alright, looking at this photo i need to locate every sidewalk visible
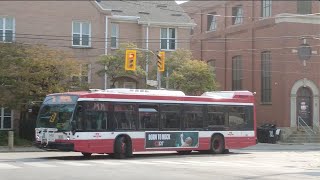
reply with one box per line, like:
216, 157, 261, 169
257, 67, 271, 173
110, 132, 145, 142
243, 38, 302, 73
0, 146, 44, 153
240, 142, 320, 151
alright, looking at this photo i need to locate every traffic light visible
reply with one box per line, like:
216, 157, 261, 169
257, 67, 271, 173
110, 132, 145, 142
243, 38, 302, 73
157, 51, 165, 72
125, 49, 136, 71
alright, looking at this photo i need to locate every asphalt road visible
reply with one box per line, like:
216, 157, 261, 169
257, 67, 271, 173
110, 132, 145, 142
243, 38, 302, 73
0, 144, 320, 180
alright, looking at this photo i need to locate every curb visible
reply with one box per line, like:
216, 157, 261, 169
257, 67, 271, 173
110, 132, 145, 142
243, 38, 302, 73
0, 146, 45, 153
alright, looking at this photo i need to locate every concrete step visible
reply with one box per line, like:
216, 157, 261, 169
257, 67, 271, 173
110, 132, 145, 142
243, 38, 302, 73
283, 131, 320, 143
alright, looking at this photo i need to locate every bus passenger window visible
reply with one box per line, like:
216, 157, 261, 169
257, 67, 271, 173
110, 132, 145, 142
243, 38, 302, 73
160, 104, 180, 129
114, 104, 136, 130
74, 101, 110, 131
138, 105, 159, 130
206, 105, 226, 128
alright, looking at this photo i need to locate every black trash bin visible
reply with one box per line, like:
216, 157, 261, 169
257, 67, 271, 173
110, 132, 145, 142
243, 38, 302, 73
257, 124, 277, 143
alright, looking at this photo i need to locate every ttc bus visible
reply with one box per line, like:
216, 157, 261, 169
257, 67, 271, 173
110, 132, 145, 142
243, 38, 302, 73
35, 89, 257, 158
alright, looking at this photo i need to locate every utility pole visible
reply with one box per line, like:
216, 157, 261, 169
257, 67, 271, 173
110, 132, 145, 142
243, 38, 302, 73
104, 65, 107, 90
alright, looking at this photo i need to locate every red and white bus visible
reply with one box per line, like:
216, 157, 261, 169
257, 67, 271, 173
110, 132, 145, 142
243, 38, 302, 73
35, 88, 257, 158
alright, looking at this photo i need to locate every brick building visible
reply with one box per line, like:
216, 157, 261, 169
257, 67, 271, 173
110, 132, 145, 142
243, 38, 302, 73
0, 1, 194, 133
181, 0, 320, 140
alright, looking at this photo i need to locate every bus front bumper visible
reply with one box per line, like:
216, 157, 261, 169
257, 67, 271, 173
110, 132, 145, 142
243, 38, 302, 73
34, 141, 74, 152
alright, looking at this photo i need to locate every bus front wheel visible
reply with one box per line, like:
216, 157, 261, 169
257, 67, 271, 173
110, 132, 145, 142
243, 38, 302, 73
210, 135, 225, 154
114, 136, 130, 159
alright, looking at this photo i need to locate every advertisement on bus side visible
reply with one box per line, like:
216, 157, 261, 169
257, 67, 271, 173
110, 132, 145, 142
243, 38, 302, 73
145, 132, 199, 148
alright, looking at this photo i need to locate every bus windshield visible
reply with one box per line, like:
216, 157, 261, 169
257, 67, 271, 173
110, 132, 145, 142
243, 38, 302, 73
36, 95, 78, 131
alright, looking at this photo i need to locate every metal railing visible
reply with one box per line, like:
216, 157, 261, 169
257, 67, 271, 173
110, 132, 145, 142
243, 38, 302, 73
297, 116, 316, 142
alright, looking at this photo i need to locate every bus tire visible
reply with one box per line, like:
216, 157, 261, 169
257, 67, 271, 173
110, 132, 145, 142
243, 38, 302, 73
210, 134, 225, 154
223, 149, 230, 154
177, 150, 192, 155
81, 152, 92, 158
114, 136, 131, 159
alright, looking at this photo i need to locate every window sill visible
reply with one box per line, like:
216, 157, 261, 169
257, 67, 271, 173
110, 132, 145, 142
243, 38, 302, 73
260, 102, 272, 105
160, 49, 176, 52
111, 47, 119, 50
205, 30, 217, 33
0, 41, 14, 44
71, 46, 93, 49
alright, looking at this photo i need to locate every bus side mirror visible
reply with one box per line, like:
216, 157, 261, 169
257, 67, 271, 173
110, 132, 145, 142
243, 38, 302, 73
71, 121, 76, 135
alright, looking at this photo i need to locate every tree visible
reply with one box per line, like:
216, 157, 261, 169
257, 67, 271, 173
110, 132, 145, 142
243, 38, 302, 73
0, 43, 84, 108
96, 43, 146, 88
166, 49, 219, 95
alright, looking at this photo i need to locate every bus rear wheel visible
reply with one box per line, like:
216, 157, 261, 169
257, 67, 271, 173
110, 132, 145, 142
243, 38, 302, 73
210, 135, 225, 154
114, 136, 130, 159
81, 152, 92, 158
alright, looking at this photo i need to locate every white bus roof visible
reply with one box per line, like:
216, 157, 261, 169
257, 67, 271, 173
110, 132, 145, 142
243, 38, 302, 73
201, 91, 253, 99
90, 88, 186, 96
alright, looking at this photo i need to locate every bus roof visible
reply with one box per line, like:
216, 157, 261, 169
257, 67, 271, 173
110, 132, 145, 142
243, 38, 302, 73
47, 89, 255, 104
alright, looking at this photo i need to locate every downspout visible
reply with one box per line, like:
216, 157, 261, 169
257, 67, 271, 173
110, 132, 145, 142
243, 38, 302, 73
200, 9, 203, 60
224, 3, 227, 90
104, 16, 109, 89
146, 23, 149, 85
251, 1, 255, 92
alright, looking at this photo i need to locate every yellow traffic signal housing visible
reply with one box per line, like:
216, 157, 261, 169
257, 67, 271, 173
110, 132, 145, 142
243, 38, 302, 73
157, 51, 165, 72
125, 50, 137, 71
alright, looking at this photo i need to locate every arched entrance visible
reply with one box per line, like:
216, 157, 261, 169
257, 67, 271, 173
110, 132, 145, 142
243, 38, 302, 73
290, 78, 319, 130
297, 87, 312, 126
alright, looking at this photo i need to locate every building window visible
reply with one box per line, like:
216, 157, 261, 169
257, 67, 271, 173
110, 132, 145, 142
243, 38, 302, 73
261, 51, 272, 103
207, 12, 217, 31
232, 5, 243, 25
297, 0, 312, 14
111, 23, 119, 49
0, 107, 12, 129
72, 21, 91, 47
232, 56, 242, 90
0, 17, 14, 42
161, 28, 176, 50
261, 0, 272, 17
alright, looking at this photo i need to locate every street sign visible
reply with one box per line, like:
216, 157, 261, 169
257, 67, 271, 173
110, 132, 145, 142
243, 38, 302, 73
147, 80, 158, 87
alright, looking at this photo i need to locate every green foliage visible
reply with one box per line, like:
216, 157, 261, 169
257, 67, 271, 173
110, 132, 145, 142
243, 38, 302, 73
96, 43, 146, 87
0, 43, 85, 108
166, 49, 219, 95
0, 131, 32, 146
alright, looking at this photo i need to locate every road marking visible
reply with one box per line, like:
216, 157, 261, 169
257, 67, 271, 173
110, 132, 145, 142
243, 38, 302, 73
0, 163, 20, 169
58, 161, 92, 167
151, 160, 188, 165
123, 161, 158, 165
88, 161, 124, 165
23, 162, 57, 168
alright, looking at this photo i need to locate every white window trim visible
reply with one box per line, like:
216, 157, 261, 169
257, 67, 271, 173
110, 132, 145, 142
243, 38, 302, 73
207, 13, 217, 32
0, 16, 15, 42
111, 23, 119, 49
261, 0, 272, 18
160, 27, 177, 51
232, 6, 244, 25
72, 21, 91, 47
0, 108, 13, 130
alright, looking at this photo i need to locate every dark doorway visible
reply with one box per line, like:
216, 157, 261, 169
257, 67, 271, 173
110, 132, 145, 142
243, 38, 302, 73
297, 87, 312, 126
